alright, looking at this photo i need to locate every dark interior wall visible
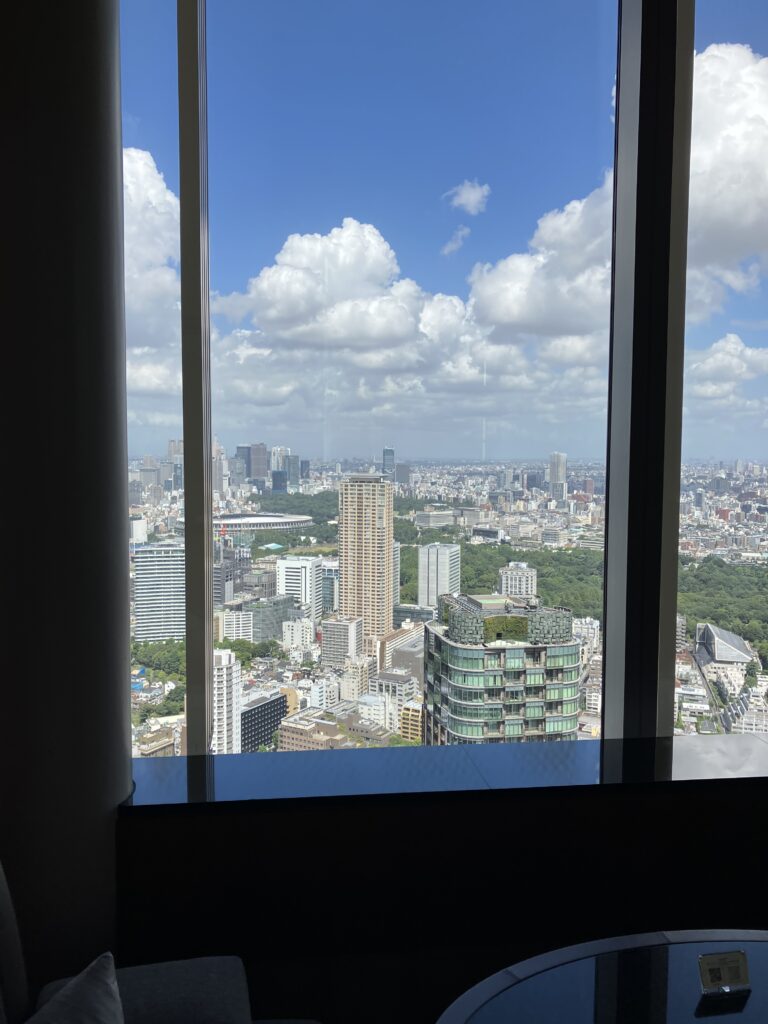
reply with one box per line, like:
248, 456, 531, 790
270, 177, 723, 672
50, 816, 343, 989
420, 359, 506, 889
117, 776, 768, 1024
3, 0, 132, 990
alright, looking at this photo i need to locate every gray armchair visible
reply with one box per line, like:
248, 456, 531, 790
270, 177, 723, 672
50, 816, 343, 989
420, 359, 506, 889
1, 862, 317, 1024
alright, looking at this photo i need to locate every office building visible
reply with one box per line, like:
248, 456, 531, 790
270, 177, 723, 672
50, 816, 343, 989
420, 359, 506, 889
276, 555, 323, 623
271, 470, 287, 493
228, 456, 246, 488
524, 470, 545, 491
375, 620, 424, 671
321, 617, 363, 668
286, 454, 300, 486
240, 691, 288, 753
369, 669, 419, 732
235, 444, 252, 477
549, 452, 567, 499
271, 446, 290, 472
399, 700, 424, 743
213, 609, 254, 643
213, 557, 236, 608
418, 543, 461, 608
246, 594, 299, 642
498, 561, 537, 599
393, 604, 436, 629
415, 509, 454, 528
133, 541, 186, 641
394, 463, 411, 485
250, 442, 269, 481
425, 593, 580, 744
211, 649, 242, 755
300, 459, 310, 480
322, 559, 340, 613
382, 446, 395, 477
338, 474, 394, 650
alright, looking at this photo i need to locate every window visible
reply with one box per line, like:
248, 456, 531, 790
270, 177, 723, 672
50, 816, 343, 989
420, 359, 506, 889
122, 0, 767, 791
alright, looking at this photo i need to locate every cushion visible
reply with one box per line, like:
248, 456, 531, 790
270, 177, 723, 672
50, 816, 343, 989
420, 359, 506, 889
27, 953, 122, 1024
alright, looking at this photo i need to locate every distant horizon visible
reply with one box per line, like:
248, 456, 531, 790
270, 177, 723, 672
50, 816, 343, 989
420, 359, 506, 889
128, 446, 765, 468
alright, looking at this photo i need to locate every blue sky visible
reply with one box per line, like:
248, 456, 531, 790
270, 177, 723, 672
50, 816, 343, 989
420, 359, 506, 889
121, 1, 767, 461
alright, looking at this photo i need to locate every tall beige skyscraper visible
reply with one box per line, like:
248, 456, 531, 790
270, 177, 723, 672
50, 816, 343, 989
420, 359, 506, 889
339, 474, 394, 653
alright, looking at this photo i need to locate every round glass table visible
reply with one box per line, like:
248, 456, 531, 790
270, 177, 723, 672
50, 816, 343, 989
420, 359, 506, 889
437, 931, 768, 1023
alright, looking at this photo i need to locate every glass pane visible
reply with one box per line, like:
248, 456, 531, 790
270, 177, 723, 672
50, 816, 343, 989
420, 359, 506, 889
673, 1, 768, 753
201, 0, 617, 758
121, 1, 188, 756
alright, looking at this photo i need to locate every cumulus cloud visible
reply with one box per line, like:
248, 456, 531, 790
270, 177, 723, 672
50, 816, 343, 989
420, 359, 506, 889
441, 225, 470, 255
686, 334, 768, 400
443, 179, 491, 215
123, 42, 767, 453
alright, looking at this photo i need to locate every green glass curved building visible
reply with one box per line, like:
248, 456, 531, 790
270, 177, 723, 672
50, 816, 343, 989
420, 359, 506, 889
424, 594, 581, 744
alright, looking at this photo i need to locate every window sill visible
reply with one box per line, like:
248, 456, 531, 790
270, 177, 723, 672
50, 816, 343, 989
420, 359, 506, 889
124, 734, 768, 807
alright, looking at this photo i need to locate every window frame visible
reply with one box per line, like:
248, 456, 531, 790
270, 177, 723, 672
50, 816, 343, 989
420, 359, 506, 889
174, 0, 696, 784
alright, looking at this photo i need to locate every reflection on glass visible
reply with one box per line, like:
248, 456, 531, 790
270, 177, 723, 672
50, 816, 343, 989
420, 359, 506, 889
673, 1, 768, 746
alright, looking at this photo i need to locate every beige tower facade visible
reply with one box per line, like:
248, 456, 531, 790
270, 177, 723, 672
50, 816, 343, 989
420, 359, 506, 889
339, 474, 394, 652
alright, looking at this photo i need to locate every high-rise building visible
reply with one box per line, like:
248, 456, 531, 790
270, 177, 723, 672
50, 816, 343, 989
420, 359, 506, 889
498, 561, 537, 599
128, 479, 144, 505
394, 463, 411, 485
213, 557, 236, 608
321, 616, 363, 668
276, 555, 323, 623
212, 649, 242, 754
425, 594, 580, 745
393, 541, 401, 608
245, 594, 298, 642
271, 445, 290, 472
418, 543, 461, 608
133, 541, 186, 641
322, 558, 339, 613
549, 451, 567, 499
250, 442, 269, 481
382, 446, 395, 478
271, 470, 287, 493
228, 456, 246, 488
235, 444, 252, 478
524, 470, 545, 491
339, 475, 394, 650
300, 459, 310, 480
286, 454, 300, 486
240, 691, 287, 753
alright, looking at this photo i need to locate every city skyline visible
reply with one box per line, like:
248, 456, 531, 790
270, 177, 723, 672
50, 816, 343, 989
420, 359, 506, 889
121, 2, 767, 461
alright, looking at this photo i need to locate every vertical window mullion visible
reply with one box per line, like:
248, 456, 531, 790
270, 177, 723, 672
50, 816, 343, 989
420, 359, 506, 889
178, 0, 213, 756
602, 0, 694, 781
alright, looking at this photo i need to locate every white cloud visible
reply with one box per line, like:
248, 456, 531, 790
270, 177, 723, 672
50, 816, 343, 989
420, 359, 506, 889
443, 179, 491, 215
122, 43, 768, 454
687, 333, 768, 389
441, 225, 470, 255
